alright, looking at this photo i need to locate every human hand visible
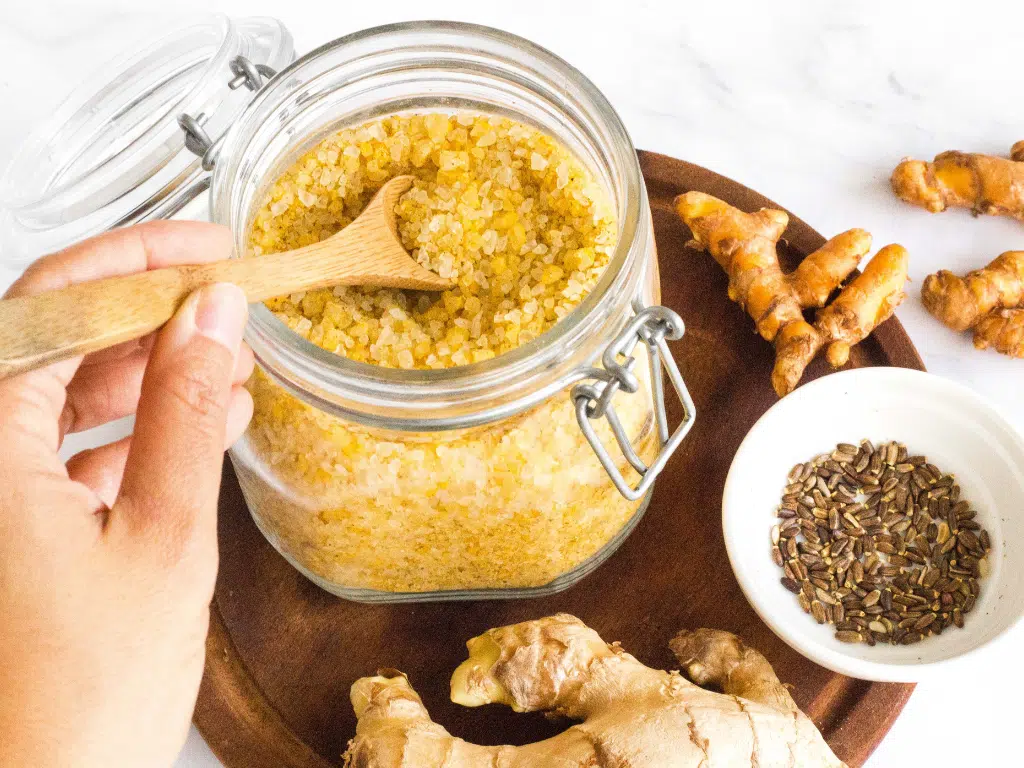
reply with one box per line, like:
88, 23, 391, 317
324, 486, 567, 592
0, 222, 254, 767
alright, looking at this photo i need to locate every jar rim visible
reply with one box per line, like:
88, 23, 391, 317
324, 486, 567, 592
217, 21, 649, 430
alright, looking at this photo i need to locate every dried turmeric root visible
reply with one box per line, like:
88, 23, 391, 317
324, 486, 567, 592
974, 309, 1024, 357
922, 251, 1024, 357
891, 147, 1024, 219
344, 614, 846, 768
772, 245, 909, 395
922, 251, 1024, 330
673, 192, 908, 396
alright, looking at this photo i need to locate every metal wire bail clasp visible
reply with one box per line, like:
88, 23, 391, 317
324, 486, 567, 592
572, 305, 696, 501
178, 55, 278, 171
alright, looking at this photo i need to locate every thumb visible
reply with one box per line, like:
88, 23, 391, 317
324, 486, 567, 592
116, 283, 248, 555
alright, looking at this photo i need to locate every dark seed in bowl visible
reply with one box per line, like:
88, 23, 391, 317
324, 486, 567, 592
770, 440, 992, 647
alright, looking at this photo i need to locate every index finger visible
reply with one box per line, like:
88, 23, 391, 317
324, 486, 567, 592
5, 220, 234, 299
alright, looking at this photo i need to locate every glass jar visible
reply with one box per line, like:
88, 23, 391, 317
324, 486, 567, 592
1, 19, 695, 602
217, 23, 695, 601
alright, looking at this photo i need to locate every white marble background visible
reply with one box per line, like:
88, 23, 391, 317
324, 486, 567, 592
1, 0, 1022, 765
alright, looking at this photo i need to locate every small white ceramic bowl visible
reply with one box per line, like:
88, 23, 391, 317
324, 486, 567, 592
723, 368, 1024, 682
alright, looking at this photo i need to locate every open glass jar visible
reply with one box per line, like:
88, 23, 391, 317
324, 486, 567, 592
1, 19, 695, 602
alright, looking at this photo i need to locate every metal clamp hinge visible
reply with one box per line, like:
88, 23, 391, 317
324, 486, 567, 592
572, 305, 696, 501
177, 55, 278, 171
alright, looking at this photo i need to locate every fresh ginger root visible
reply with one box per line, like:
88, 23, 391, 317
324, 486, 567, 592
921, 251, 1024, 357
891, 147, 1024, 219
673, 192, 908, 396
344, 614, 846, 768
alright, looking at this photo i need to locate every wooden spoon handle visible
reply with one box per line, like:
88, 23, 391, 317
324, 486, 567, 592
0, 263, 237, 379
0, 252, 359, 379
0, 245, 445, 380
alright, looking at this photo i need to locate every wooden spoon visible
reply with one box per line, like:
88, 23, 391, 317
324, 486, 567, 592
0, 175, 449, 379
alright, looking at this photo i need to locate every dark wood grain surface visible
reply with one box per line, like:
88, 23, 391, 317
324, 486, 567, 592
194, 151, 921, 767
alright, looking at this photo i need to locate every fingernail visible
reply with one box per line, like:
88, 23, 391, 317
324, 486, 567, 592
193, 283, 249, 351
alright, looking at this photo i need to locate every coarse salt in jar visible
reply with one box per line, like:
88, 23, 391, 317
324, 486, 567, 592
0, 18, 696, 602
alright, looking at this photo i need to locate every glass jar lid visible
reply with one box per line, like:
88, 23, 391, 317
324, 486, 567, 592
0, 14, 294, 265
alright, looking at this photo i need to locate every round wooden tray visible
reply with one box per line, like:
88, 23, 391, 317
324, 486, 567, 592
195, 151, 921, 767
